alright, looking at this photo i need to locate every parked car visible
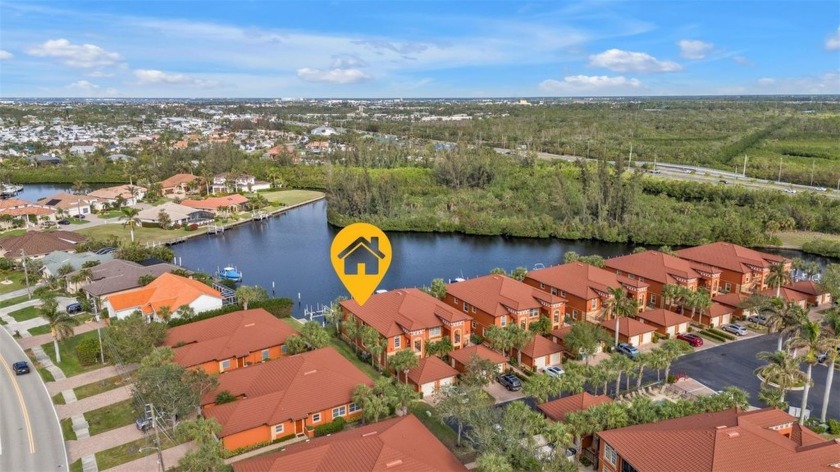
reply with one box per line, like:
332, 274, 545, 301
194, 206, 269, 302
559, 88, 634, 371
747, 314, 768, 326
676, 333, 704, 347
497, 373, 522, 391
723, 324, 748, 336
616, 343, 639, 359
135, 416, 153, 432
784, 188, 797, 195
13, 361, 30, 375
543, 366, 565, 378
817, 347, 840, 364
43, 221, 56, 227
57, 219, 70, 225
66, 302, 83, 314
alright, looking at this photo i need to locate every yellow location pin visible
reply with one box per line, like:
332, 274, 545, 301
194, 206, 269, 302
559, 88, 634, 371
331, 223, 392, 306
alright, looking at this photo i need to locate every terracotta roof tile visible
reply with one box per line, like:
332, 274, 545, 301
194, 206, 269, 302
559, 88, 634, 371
88, 185, 146, 201
446, 275, 564, 317
164, 309, 298, 368
520, 335, 564, 358
341, 288, 471, 338
36, 192, 97, 210
760, 286, 810, 303
708, 302, 734, 318
605, 251, 718, 286
0, 230, 86, 257
676, 242, 785, 274
181, 194, 249, 211
448, 344, 506, 366
526, 262, 647, 300
712, 292, 751, 309
407, 356, 459, 386
600, 317, 658, 337
635, 308, 692, 328
160, 173, 198, 188
784, 281, 824, 297
203, 347, 373, 437
538, 392, 612, 422
105, 272, 221, 314
231, 415, 467, 472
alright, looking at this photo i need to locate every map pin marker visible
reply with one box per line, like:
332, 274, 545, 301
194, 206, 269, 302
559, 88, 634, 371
331, 223, 392, 306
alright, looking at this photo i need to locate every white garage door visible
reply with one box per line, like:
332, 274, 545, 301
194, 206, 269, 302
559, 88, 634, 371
548, 352, 562, 365
421, 382, 436, 397
721, 314, 731, 326
534, 356, 547, 370
628, 335, 640, 346
640, 332, 653, 346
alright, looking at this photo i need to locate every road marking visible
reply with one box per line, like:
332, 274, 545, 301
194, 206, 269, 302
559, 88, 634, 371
0, 357, 36, 454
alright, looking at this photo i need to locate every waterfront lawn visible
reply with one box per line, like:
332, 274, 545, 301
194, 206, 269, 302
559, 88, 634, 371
41, 330, 106, 377
86, 399, 138, 436
61, 417, 77, 441
77, 224, 206, 245
9, 306, 40, 322
75, 373, 134, 400
0, 271, 27, 295
258, 190, 324, 207
95, 433, 183, 470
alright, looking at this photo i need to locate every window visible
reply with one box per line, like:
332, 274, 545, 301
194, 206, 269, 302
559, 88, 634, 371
560, 290, 566, 297
621, 461, 638, 472
649, 294, 657, 306
539, 283, 545, 289
349, 402, 360, 413
520, 319, 526, 329
591, 299, 598, 310
274, 424, 284, 435
724, 283, 732, 293
745, 274, 751, 282
453, 297, 459, 304
332, 406, 347, 418
639, 277, 645, 283
414, 339, 423, 353
529, 308, 539, 317
553, 310, 560, 323
500, 316, 507, 327
604, 443, 618, 466
281, 345, 288, 354
220, 359, 231, 371
454, 330, 461, 344
312, 413, 321, 423
551, 287, 558, 295
394, 337, 401, 349
471, 306, 476, 313
463, 302, 468, 312
261, 349, 270, 361
628, 274, 635, 279
429, 327, 441, 337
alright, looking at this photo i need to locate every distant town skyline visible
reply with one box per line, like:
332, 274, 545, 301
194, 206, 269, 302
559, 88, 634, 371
0, 0, 838, 98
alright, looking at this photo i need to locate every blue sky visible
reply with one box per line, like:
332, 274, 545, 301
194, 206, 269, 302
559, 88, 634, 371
0, 0, 838, 98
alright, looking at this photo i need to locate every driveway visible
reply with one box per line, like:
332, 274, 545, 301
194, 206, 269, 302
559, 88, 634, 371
668, 334, 840, 421
484, 379, 525, 404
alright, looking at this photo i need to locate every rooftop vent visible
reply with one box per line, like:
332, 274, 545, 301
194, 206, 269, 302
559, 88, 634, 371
727, 431, 740, 438
385, 460, 403, 468
244, 323, 256, 327
715, 425, 727, 430
362, 431, 379, 437
303, 369, 317, 376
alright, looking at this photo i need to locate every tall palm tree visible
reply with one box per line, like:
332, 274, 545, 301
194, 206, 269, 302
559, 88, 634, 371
119, 207, 141, 242
606, 287, 637, 346
820, 311, 840, 422
41, 296, 77, 364
634, 352, 652, 390
764, 299, 808, 352
687, 289, 712, 325
787, 321, 831, 424
661, 284, 682, 311
754, 350, 808, 406
766, 261, 791, 298
659, 339, 693, 386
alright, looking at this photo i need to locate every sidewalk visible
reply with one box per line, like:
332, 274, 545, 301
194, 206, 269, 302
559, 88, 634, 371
67, 424, 145, 461
21, 320, 106, 350
57, 384, 133, 419
0, 285, 43, 301
104, 442, 195, 472
47, 363, 137, 395
223, 435, 309, 465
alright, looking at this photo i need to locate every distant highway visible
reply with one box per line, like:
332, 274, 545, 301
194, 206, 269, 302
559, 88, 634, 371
0, 329, 68, 472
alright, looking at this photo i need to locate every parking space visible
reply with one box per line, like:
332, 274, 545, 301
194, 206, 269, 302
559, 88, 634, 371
484, 379, 525, 404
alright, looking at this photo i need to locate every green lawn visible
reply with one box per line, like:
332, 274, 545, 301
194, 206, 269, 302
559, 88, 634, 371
773, 231, 840, 249
258, 190, 324, 206
38, 367, 54, 382
61, 417, 77, 441
0, 271, 29, 295
97, 210, 124, 219
53, 392, 66, 405
68, 217, 87, 225
75, 373, 135, 400
28, 324, 52, 336
0, 228, 27, 237
85, 399, 138, 436
9, 306, 40, 322
77, 223, 207, 246
409, 402, 473, 461
41, 330, 107, 377
95, 432, 183, 470
70, 460, 83, 472
281, 318, 383, 381
0, 294, 32, 308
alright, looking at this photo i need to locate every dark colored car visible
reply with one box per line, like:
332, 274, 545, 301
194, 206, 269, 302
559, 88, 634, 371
57, 219, 70, 225
135, 416, 153, 432
497, 373, 522, 391
13, 361, 30, 375
66, 302, 83, 314
676, 333, 704, 347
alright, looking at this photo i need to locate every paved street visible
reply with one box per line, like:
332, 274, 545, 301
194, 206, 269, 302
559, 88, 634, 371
0, 328, 68, 472
669, 333, 840, 421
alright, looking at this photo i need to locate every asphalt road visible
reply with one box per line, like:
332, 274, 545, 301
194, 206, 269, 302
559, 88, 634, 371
669, 334, 840, 421
0, 329, 68, 472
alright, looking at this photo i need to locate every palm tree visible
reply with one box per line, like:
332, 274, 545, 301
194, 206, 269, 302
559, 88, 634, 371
606, 287, 637, 346
588, 364, 612, 396
606, 353, 634, 396
388, 349, 419, 384
787, 320, 831, 424
41, 296, 78, 364
766, 261, 791, 298
820, 311, 840, 422
764, 300, 808, 352
659, 339, 693, 386
646, 349, 669, 382
687, 289, 712, 325
634, 352, 651, 390
754, 350, 808, 407
661, 283, 682, 311
119, 207, 141, 242
509, 325, 534, 366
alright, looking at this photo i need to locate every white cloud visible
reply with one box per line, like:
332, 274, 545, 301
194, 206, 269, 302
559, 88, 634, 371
754, 72, 839, 94
27, 39, 121, 67
678, 39, 713, 59
296, 67, 371, 84
589, 49, 682, 73
87, 70, 115, 78
330, 54, 367, 69
0, 50, 13, 60
826, 28, 840, 50
539, 75, 642, 95
732, 55, 754, 66
64, 80, 118, 97
133, 69, 220, 88
757, 77, 775, 85
67, 80, 100, 91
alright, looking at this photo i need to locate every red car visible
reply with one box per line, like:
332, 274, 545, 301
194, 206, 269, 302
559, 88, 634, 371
676, 333, 703, 347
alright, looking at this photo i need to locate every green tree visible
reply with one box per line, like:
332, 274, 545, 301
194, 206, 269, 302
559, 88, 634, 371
604, 353, 634, 396
484, 325, 512, 356
40, 294, 78, 364
509, 267, 528, 281
104, 312, 168, 363
604, 287, 638, 346
508, 325, 534, 365
564, 322, 608, 365
425, 336, 454, 358
633, 352, 652, 390
523, 373, 560, 403
686, 289, 712, 325
138, 274, 155, 286
342, 316, 361, 353
176, 417, 225, 472
175, 305, 196, 320
119, 207, 141, 243
388, 349, 419, 384
476, 452, 513, 472
422, 278, 447, 300
819, 264, 840, 302
157, 209, 172, 229
461, 354, 501, 388
528, 316, 551, 335
659, 339, 693, 384
235, 285, 268, 310
754, 350, 808, 406
324, 297, 346, 335
489, 267, 507, 275
284, 334, 307, 355
351, 384, 389, 425
437, 384, 488, 446
792, 258, 821, 279
759, 386, 789, 411
300, 321, 331, 349
766, 261, 792, 298
787, 320, 829, 424
820, 310, 840, 421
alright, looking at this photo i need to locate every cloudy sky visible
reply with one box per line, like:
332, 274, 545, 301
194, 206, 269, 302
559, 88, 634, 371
0, 0, 838, 98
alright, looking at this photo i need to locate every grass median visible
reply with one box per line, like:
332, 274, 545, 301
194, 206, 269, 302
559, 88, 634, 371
85, 399, 138, 436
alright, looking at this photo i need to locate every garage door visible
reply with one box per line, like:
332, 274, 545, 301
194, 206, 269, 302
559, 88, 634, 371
640, 332, 653, 346
421, 382, 436, 397
534, 356, 547, 370
548, 352, 562, 365
721, 314, 731, 326
628, 335, 640, 346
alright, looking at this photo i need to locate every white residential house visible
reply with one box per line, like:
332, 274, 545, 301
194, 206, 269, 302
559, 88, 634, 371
37, 193, 97, 217
210, 174, 270, 194
88, 185, 147, 209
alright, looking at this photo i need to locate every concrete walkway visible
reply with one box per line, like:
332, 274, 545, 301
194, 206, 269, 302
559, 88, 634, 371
0, 286, 43, 301
47, 363, 137, 395
223, 435, 309, 465
67, 424, 145, 461
57, 384, 133, 419
31, 344, 66, 380
21, 319, 106, 350
104, 442, 195, 472
81, 455, 98, 472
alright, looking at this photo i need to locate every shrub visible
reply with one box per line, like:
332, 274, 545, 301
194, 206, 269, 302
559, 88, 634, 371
186, 223, 198, 231
708, 328, 737, 341
173, 223, 182, 230
314, 417, 345, 437
167, 297, 293, 327
82, 260, 101, 269
0, 257, 13, 271
805, 417, 827, 434
215, 391, 236, 405
827, 418, 840, 435
667, 374, 676, 384
75, 337, 101, 365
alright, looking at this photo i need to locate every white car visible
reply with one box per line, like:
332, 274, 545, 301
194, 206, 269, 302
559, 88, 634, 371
544, 366, 565, 378
784, 188, 797, 194
723, 324, 748, 336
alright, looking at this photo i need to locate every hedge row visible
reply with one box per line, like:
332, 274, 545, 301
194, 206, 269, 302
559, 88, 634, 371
167, 297, 293, 327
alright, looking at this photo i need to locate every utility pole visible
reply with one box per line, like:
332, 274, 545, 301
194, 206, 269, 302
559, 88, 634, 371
810, 161, 815, 187
20, 249, 31, 300
148, 404, 165, 472
778, 156, 783, 183
743, 155, 748, 177
628, 143, 633, 165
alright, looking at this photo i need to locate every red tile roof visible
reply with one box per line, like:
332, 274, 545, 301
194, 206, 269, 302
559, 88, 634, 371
164, 309, 298, 368
708, 302, 734, 318
448, 344, 507, 366
605, 251, 719, 286
231, 415, 467, 472
526, 262, 647, 300
0, 230, 86, 256
676, 242, 785, 274
785, 280, 824, 297
520, 335, 564, 359
538, 392, 612, 422
407, 355, 459, 386
635, 309, 692, 328
203, 347, 373, 437
0, 206, 54, 217
105, 273, 221, 314
341, 288, 471, 338
446, 275, 565, 317
181, 194, 249, 211
759, 286, 810, 303
160, 173, 198, 188
597, 407, 840, 472
712, 292, 751, 309
600, 317, 658, 337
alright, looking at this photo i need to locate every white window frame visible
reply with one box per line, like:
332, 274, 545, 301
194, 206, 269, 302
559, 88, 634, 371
463, 302, 469, 312
724, 282, 732, 293
591, 299, 598, 310
649, 294, 657, 305
220, 359, 231, 371
394, 336, 401, 349
312, 413, 321, 423
429, 326, 441, 337
332, 406, 347, 419
551, 287, 558, 295
539, 283, 545, 289
500, 315, 507, 327
261, 349, 270, 361
274, 424, 284, 435
604, 443, 618, 466
349, 402, 360, 413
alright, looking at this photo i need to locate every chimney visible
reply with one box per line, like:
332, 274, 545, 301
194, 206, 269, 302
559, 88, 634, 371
369, 236, 379, 251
